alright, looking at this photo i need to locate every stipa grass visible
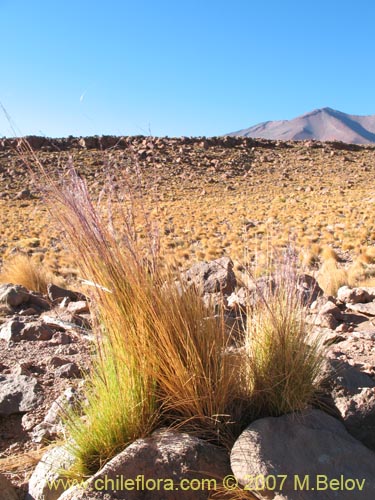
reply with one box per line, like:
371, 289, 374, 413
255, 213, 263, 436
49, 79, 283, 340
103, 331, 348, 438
0, 253, 55, 294
26, 146, 325, 480
243, 254, 324, 417
36, 163, 248, 478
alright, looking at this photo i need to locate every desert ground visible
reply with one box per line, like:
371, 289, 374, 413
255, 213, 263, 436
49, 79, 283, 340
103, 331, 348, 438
0, 135, 375, 288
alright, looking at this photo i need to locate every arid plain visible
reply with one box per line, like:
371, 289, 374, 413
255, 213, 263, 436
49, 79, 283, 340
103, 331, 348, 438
0, 135, 374, 293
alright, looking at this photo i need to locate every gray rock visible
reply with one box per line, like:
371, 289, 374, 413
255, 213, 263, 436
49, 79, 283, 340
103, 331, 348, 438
346, 301, 375, 316
58, 429, 231, 499
324, 359, 375, 450
0, 283, 30, 307
0, 319, 25, 342
337, 286, 373, 304
26, 446, 76, 500
296, 273, 323, 306
183, 257, 236, 295
30, 387, 80, 442
231, 409, 375, 499
55, 363, 81, 379
0, 374, 42, 416
0, 473, 18, 500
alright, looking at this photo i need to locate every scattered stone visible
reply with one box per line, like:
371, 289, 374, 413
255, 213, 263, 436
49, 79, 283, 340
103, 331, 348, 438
30, 387, 80, 442
183, 257, 236, 295
0, 283, 30, 307
231, 409, 375, 499
47, 284, 85, 303
0, 374, 42, 416
55, 362, 81, 379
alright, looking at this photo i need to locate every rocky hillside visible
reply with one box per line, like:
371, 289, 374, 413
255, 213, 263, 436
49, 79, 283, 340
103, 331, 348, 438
228, 108, 375, 144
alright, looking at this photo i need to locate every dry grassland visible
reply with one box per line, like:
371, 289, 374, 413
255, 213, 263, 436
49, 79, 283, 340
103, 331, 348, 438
0, 136, 375, 292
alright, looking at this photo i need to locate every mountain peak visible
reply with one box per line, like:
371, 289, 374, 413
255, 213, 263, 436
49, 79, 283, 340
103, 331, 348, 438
227, 108, 375, 144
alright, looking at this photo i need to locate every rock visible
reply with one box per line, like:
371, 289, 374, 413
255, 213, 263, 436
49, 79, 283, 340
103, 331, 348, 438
55, 362, 81, 379
67, 301, 89, 314
47, 284, 85, 303
346, 301, 375, 316
318, 300, 343, 320
0, 283, 30, 307
26, 446, 76, 500
183, 257, 236, 295
337, 286, 373, 304
50, 331, 73, 345
58, 429, 231, 500
231, 409, 375, 499
0, 319, 54, 342
21, 321, 54, 340
15, 188, 32, 200
0, 473, 18, 500
296, 274, 323, 306
0, 374, 42, 416
30, 387, 80, 442
42, 310, 90, 330
324, 359, 375, 450
0, 319, 24, 342
310, 312, 338, 330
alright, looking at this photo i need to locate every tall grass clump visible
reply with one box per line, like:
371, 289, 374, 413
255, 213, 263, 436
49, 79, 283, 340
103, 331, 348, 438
317, 258, 348, 296
243, 251, 324, 417
24, 144, 324, 480
31, 158, 245, 478
0, 253, 54, 294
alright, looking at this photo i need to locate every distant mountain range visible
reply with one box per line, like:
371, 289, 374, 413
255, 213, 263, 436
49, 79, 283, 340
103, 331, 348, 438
227, 108, 375, 144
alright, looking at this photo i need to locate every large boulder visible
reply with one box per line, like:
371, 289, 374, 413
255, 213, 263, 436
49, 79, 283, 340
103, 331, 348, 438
231, 409, 375, 499
0, 374, 42, 416
323, 359, 375, 450
0, 473, 18, 500
183, 257, 236, 296
58, 429, 231, 499
26, 446, 76, 500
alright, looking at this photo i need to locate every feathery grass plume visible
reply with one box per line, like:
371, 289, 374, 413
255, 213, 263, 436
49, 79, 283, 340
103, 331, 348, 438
24, 149, 246, 477
0, 253, 55, 294
243, 249, 324, 417
317, 258, 348, 296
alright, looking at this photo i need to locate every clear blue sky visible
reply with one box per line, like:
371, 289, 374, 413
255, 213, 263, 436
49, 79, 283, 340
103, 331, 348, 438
1, 0, 375, 137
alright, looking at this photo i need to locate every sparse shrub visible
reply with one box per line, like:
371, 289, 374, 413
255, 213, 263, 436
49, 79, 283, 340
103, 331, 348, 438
0, 253, 55, 294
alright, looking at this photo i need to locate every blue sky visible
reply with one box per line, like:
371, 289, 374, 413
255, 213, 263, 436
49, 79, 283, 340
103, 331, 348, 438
1, 0, 375, 137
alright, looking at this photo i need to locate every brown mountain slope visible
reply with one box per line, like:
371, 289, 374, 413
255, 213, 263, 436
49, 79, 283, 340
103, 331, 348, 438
228, 107, 375, 144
